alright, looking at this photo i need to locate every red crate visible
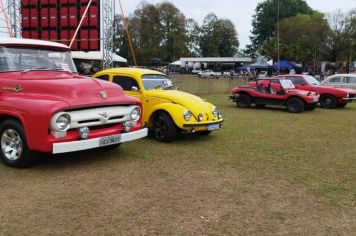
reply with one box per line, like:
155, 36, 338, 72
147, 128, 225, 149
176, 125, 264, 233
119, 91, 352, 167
49, 0, 57, 4
60, 30, 69, 45
21, 0, 30, 7
79, 6, 89, 27
29, 0, 37, 6
68, 0, 77, 4
50, 30, 58, 41
89, 29, 98, 50
30, 9, 38, 27
22, 30, 30, 38
31, 31, 39, 39
21, 9, 30, 28
40, 0, 49, 5
49, 8, 57, 28
40, 8, 49, 28
89, 6, 98, 27
68, 7, 77, 27
60, 8, 69, 28
80, 30, 89, 50
42, 31, 49, 40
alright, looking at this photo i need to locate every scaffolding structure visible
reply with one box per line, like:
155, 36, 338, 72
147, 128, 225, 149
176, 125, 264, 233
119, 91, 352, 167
102, 0, 114, 69
8, 0, 21, 38
5, 0, 115, 69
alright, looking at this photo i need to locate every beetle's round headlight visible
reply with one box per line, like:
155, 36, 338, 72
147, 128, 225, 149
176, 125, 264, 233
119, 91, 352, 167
198, 113, 203, 121
130, 107, 141, 121
56, 113, 71, 131
183, 110, 191, 121
212, 107, 219, 117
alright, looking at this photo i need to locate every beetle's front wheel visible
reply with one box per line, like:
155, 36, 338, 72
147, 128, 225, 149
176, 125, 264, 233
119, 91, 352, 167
153, 112, 177, 142
0, 120, 33, 168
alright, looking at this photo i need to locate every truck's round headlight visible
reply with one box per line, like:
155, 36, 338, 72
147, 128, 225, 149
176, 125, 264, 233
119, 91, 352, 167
183, 110, 191, 121
56, 113, 71, 131
130, 107, 141, 121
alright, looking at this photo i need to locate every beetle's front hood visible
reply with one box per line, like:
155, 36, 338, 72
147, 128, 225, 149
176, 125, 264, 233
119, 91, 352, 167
146, 89, 212, 115
2, 71, 140, 109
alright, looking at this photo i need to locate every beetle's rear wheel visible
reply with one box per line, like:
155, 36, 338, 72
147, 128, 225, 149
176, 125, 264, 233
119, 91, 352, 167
153, 112, 177, 142
0, 119, 33, 168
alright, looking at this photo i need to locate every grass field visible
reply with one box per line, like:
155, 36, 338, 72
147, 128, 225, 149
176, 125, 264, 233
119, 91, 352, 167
1, 92, 355, 235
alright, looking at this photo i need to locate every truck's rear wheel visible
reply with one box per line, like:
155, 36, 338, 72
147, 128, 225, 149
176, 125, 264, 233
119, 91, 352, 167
0, 120, 33, 168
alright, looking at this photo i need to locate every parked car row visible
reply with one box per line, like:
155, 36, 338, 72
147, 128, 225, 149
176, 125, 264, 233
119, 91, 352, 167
229, 74, 356, 112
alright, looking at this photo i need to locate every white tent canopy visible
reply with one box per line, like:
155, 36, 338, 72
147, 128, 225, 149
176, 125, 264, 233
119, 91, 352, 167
71, 51, 127, 63
170, 60, 181, 66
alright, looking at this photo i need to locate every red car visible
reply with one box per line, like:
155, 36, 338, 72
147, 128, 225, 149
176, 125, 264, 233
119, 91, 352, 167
229, 78, 319, 113
0, 38, 148, 167
272, 74, 356, 108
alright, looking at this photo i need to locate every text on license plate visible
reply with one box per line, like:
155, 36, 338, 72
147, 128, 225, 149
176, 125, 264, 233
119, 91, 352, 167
99, 135, 121, 147
207, 123, 220, 131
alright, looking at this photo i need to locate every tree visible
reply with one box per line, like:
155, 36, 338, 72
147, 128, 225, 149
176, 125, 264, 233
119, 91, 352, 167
186, 18, 202, 57
322, 9, 356, 62
200, 13, 239, 57
246, 0, 313, 57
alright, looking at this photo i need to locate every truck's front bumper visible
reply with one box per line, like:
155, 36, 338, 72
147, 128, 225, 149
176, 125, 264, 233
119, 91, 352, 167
52, 128, 148, 154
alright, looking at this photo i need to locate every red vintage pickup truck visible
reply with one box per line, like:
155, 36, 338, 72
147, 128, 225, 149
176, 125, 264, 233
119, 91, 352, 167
0, 38, 147, 167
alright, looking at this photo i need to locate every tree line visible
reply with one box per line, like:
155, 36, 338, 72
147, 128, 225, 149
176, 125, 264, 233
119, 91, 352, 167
114, 0, 355, 66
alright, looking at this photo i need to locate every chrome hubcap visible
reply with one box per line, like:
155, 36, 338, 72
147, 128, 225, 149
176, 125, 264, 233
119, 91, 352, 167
1, 129, 23, 161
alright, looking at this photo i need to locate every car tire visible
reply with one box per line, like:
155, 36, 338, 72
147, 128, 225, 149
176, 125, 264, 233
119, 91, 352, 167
153, 112, 177, 142
0, 119, 33, 168
320, 95, 337, 109
304, 104, 317, 110
236, 94, 252, 108
286, 97, 304, 113
337, 103, 347, 108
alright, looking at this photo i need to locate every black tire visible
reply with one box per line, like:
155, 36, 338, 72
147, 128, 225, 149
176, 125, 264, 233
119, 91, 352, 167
236, 94, 252, 108
0, 119, 33, 168
337, 103, 347, 108
153, 112, 177, 142
286, 97, 304, 113
320, 95, 337, 109
305, 103, 317, 111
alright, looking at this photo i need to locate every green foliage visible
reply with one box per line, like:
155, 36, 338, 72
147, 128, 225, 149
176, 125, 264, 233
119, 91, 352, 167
246, 0, 313, 56
200, 13, 239, 57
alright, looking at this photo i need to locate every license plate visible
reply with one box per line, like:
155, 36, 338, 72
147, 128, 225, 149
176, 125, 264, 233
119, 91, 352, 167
207, 123, 220, 131
99, 134, 121, 147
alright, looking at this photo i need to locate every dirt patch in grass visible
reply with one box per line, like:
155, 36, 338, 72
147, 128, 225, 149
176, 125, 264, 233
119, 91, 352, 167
0, 95, 355, 235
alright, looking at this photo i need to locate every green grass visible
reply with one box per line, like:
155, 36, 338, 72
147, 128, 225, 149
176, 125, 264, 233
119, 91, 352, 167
0, 93, 355, 235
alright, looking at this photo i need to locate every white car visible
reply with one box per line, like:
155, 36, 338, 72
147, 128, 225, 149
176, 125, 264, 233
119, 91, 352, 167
321, 74, 356, 89
198, 70, 221, 78
191, 69, 202, 74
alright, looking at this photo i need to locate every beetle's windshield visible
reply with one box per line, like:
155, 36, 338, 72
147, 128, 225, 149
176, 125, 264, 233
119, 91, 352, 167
142, 74, 175, 90
0, 46, 77, 73
304, 75, 320, 85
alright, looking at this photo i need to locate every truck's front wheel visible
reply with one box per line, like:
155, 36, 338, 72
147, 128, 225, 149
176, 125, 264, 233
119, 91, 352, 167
0, 120, 33, 168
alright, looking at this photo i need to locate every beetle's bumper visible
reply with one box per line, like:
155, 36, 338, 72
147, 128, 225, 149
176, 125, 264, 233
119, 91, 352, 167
182, 120, 223, 132
52, 128, 148, 154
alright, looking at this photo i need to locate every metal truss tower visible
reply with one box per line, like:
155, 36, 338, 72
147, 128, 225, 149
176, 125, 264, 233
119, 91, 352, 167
8, 0, 21, 38
102, 0, 114, 69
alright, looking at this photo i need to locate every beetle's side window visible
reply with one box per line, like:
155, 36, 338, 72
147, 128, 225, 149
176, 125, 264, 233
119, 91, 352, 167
96, 75, 109, 81
113, 76, 139, 91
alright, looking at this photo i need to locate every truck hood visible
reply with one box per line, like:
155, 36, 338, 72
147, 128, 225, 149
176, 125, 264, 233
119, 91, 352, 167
2, 71, 140, 109
145, 89, 213, 115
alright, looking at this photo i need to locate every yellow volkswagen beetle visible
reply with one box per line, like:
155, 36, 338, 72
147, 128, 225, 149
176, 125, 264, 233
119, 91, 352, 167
93, 68, 223, 142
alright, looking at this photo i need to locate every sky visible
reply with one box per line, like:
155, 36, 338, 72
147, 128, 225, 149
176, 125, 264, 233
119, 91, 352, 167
0, 0, 355, 48
118, 0, 356, 48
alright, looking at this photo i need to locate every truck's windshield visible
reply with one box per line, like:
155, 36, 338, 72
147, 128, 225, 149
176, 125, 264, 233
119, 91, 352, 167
0, 46, 77, 73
